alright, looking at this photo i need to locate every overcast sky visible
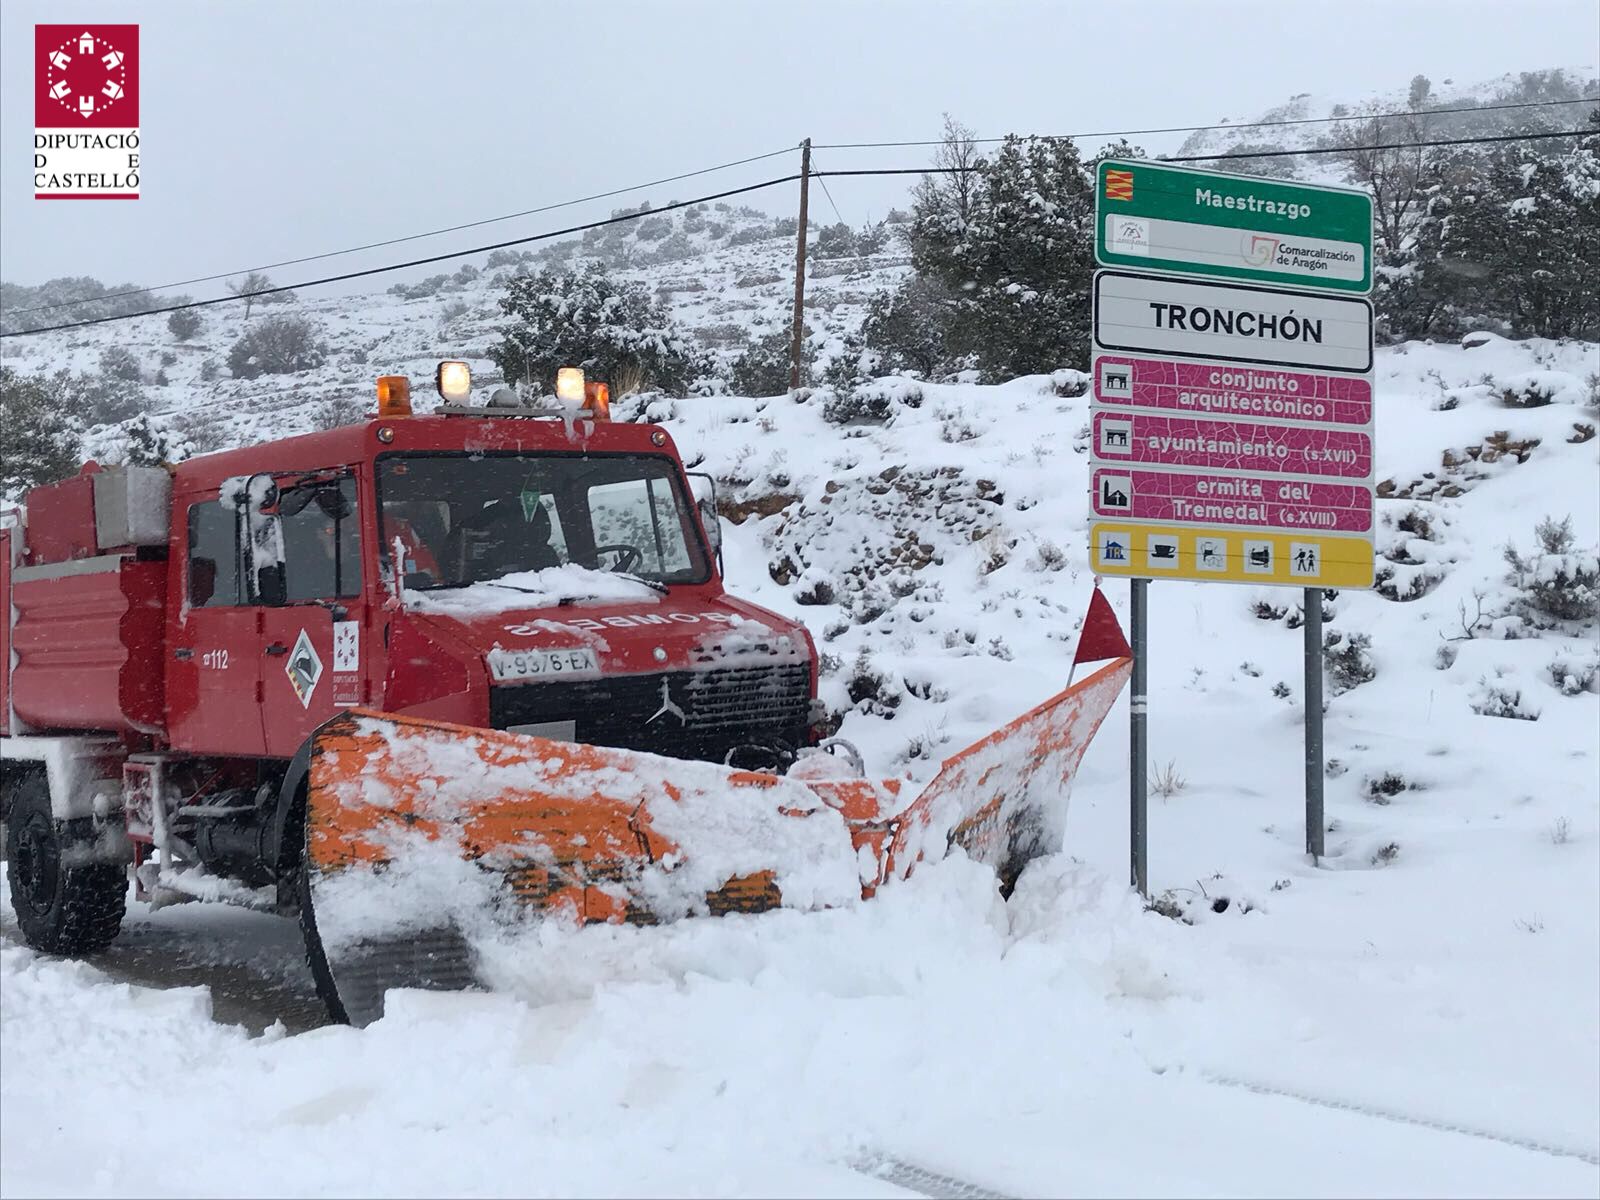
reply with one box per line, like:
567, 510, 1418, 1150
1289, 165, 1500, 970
2, 0, 1595, 297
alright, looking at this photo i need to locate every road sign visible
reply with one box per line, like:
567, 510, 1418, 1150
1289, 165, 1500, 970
1089, 522, 1374, 587
1095, 159, 1374, 293
1094, 271, 1373, 374
1088, 346, 1375, 589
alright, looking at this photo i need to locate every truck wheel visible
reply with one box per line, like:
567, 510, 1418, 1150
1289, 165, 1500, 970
5, 771, 126, 955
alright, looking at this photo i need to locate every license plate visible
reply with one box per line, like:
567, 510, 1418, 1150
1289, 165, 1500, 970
487, 646, 601, 682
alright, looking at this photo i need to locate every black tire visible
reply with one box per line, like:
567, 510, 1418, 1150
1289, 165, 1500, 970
5, 770, 126, 955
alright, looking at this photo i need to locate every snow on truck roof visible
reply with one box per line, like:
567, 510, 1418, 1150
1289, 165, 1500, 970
172, 412, 680, 492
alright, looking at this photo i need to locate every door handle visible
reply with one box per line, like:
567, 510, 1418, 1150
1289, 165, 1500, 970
265, 642, 288, 657
173, 647, 194, 661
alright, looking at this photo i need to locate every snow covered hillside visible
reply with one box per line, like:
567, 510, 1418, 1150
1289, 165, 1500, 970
4, 332, 1598, 1197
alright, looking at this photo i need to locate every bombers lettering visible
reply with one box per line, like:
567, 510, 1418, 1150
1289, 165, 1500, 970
1195, 187, 1311, 221
504, 610, 742, 637
1148, 301, 1324, 343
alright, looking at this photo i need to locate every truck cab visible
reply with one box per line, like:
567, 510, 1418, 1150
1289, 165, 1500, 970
165, 370, 818, 767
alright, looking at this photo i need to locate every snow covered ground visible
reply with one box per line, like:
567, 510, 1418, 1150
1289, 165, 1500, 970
3, 330, 1597, 1196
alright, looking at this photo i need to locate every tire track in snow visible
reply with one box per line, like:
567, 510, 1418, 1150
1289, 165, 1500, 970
851, 1154, 1017, 1199
1203, 1070, 1600, 1167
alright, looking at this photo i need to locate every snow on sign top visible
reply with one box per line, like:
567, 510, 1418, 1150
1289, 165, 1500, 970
1096, 159, 1374, 294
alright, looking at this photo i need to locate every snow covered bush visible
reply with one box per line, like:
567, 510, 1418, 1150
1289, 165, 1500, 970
490, 264, 708, 397
310, 396, 368, 431
0, 366, 80, 497
1547, 649, 1600, 695
729, 326, 798, 396
167, 308, 202, 341
1470, 669, 1542, 721
99, 345, 142, 382
1323, 630, 1377, 694
89, 413, 194, 468
1502, 515, 1600, 626
227, 315, 327, 379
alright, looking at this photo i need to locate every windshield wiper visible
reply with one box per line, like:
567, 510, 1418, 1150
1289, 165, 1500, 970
618, 572, 669, 596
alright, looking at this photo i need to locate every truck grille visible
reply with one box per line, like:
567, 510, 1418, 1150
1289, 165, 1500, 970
488, 663, 812, 763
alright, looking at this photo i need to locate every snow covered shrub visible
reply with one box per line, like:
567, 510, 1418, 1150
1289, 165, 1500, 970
490, 264, 708, 397
1470, 669, 1542, 720
793, 576, 837, 606
844, 651, 900, 717
1370, 842, 1401, 867
199, 358, 219, 381
1323, 630, 1377, 694
1435, 642, 1459, 670
1030, 539, 1067, 572
311, 396, 368, 431
1502, 515, 1600, 626
1149, 759, 1187, 799
45, 368, 145, 427
1363, 771, 1409, 805
1547, 649, 1600, 695
227, 315, 327, 379
99, 345, 142, 382
94, 413, 194, 468
729, 326, 798, 397
167, 308, 202, 341
0, 367, 80, 497
1500, 380, 1557, 408
438, 298, 469, 325
1252, 598, 1289, 621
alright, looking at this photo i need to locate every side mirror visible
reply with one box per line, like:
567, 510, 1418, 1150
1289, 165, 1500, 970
686, 470, 723, 575
243, 473, 287, 605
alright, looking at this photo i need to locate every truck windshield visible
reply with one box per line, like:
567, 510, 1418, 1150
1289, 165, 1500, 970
376, 452, 710, 590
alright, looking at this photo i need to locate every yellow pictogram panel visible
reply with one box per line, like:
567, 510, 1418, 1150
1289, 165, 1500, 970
1088, 524, 1373, 589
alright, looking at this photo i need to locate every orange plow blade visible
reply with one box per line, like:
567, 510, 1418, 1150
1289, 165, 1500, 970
301, 655, 1130, 1024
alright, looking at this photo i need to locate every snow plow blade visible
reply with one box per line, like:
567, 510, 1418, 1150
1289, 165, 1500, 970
301, 655, 1130, 1024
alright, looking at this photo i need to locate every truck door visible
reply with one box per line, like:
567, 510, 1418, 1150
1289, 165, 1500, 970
168, 494, 266, 756
257, 473, 371, 758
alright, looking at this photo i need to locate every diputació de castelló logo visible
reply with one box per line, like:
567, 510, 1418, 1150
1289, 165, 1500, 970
34, 24, 140, 199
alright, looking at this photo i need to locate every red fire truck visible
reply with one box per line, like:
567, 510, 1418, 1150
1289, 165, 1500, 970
0, 365, 819, 954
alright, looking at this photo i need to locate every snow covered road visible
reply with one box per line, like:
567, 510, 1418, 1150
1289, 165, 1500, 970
4, 848, 1596, 1199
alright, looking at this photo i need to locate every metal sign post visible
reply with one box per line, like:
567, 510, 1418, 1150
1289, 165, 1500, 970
1091, 158, 1373, 885
1130, 578, 1149, 897
1304, 588, 1325, 859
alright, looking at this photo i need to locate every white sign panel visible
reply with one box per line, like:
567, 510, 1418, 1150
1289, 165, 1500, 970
1093, 271, 1373, 374
1104, 215, 1366, 285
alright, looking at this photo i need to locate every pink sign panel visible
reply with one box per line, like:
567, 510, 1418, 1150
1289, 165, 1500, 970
1092, 411, 1371, 478
1094, 355, 1372, 427
1092, 468, 1372, 533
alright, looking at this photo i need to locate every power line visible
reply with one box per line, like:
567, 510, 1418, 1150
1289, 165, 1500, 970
807, 149, 848, 227
0, 175, 800, 339
4, 145, 798, 317
812, 97, 1599, 151
809, 128, 1591, 180
4, 126, 1588, 340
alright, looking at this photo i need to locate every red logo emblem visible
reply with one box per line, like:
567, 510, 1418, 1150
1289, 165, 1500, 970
35, 25, 139, 128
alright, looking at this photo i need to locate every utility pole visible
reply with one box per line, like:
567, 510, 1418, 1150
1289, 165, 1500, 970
789, 138, 812, 392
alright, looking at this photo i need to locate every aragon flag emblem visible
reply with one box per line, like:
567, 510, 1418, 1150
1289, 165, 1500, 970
1104, 169, 1134, 201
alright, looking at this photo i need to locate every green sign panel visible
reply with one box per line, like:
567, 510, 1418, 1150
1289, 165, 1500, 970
1095, 159, 1374, 294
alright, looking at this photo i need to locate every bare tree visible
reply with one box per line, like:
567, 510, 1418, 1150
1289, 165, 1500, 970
1326, 105, 1429, 262
226, 271, 293, 320
912, 114, 984, 234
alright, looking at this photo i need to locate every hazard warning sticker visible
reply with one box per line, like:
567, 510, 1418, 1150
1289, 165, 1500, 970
285, 628, 322, 709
